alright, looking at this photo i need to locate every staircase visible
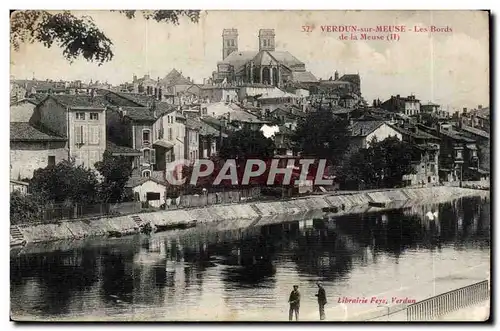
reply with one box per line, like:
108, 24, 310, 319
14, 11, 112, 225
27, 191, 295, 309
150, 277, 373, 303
10, 225, 25, 245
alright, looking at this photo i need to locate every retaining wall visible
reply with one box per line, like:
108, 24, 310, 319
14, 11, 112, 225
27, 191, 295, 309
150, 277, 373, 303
11, 187, 490, 246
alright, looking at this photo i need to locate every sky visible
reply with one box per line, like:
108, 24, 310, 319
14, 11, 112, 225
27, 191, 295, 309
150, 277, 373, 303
10, 10, 490, 110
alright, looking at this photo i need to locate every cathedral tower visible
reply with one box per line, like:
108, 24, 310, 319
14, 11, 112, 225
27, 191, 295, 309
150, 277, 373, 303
222, 29, 238, 60
259, 29, 275, 52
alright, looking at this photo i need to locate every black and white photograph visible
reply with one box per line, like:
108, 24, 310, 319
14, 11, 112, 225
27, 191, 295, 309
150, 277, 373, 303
9, 9, 491, 322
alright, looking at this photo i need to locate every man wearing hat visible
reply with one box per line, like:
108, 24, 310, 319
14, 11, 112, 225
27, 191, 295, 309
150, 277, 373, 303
288, 285, 301, 321
315, 282, 327, 320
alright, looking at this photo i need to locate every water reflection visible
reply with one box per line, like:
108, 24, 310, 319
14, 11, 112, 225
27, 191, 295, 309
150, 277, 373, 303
11, 196, 490, 320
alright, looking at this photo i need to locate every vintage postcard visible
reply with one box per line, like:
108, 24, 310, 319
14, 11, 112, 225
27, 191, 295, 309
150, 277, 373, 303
10, 10, 491, 322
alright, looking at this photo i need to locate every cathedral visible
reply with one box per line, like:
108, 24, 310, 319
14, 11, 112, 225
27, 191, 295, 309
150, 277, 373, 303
212, 29, 317, 87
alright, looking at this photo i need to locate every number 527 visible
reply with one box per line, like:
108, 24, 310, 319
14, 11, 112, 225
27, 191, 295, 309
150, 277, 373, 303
302, 25, 313, 32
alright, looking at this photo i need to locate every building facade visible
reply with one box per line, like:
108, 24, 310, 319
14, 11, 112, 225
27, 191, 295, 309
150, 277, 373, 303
10, 122, 67, 180
32, 95, 107, 169
381, 95, 421, 116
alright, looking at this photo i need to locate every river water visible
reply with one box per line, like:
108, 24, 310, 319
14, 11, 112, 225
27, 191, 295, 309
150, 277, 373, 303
11, 196, 490, 321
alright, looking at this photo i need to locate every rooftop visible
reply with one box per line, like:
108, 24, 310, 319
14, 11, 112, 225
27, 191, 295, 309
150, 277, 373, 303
460, 125, 490, 139
291, 71, 318, 83
125, 176, 166, 188
350, 120, 385, 137
389, 124, 440, 141
121, 107, 156, 122
50, 94, 109, 109
106, 141, 141, 156
10, 122, 67, 142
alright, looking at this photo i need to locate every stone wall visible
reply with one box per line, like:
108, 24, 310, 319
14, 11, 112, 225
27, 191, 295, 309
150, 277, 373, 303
11, 187, 490, 246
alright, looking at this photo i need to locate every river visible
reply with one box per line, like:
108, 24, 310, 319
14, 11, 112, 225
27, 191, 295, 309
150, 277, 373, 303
11, 195, 491, 321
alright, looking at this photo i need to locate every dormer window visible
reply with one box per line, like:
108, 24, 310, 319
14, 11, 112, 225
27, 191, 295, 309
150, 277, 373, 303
76, 112, 85, 120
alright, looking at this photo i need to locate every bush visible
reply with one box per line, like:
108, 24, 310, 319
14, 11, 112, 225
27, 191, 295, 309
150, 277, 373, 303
10, 191, 45, 225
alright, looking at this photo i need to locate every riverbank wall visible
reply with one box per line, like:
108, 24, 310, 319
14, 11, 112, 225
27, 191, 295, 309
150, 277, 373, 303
10, 186, 490, 247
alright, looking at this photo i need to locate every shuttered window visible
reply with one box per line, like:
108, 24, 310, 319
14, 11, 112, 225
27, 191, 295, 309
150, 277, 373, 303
89, 126, 100, 145
74, 125, 85, 145
150, 149, 156, 164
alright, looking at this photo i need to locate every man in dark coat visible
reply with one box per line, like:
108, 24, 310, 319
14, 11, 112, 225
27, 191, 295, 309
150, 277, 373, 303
288, 285, 300, 321
315, 282, 327, 320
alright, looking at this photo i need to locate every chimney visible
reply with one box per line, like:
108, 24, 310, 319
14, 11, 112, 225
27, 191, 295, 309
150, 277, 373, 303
133, 74, 137, 82
334, 70, 339, 80
478, 105, 483, 109
463, 107, 467, 114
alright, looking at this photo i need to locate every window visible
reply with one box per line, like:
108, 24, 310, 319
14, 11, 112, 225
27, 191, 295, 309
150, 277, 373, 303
168, 128, 173, 140
472, 150, 477, 157
231, 39, 235, 47
150, 149, 156, 165
455, 149, 463, 159
90, 113, 99, 120
76, 112, 85, 120
143, 129, 151, 145
263, 39, 267, 47
143, 149, 151, 164
146, 192, 161, 201
48, 156, 55, 167
89, 126, 100, 144
74, 125, 85, 145
142, 170, 151, 178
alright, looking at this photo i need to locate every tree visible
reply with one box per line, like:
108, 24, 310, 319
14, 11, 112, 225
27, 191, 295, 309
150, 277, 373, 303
30, 159, 100, 205
219, 128, 276, 162
10, 191, 45, 225
342, 137, 417, 189
292, 108, 351, 165
11, 10, 201, 65
94, 151, 133, 203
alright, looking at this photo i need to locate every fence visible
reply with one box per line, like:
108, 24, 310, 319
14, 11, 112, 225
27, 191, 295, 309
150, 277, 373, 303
406, 280, 489, 321
164, 187, 262, 209
37, 188, 261, 221
41, 201, 142, 222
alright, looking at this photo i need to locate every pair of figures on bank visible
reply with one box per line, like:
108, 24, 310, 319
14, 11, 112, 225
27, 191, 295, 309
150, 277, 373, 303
288, 283, 327, 321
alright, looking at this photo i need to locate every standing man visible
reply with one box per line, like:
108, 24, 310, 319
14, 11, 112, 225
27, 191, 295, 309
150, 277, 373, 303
288, 285, 300, 321
315, 283, 327, 320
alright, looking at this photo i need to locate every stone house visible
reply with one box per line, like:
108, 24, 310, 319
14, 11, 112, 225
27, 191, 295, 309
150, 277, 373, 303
10, 122, 67, 180
417, 123, 480, 182
381, 95, 421, 116
10, 98, 38, 122
184, 118, 200, 163
151, 107, 186, 173
389, 123, 441, 186
125, 177, 167, 208
348, 120, 402, 153
31, 94, 107, 169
